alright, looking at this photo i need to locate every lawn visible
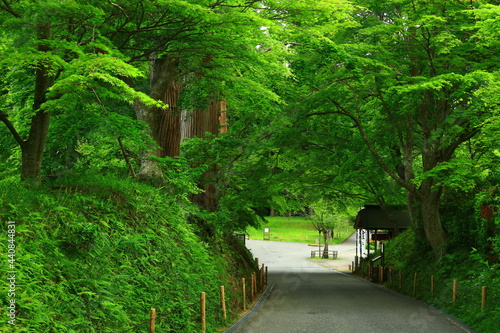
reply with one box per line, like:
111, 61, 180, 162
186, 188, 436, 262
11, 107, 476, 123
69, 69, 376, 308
246, 216, 355, 244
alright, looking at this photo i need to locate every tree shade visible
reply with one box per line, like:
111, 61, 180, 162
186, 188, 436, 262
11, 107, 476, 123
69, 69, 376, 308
1, 0, 499, 256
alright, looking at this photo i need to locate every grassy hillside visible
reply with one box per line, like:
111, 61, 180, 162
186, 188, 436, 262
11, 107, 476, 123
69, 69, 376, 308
0, 176, 258, 332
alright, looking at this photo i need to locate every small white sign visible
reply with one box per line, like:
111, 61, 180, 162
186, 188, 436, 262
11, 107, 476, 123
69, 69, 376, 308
264, 228, 270, 233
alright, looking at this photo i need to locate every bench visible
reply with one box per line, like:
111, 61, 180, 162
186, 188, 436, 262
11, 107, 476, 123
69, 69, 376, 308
310, 250, 338, 259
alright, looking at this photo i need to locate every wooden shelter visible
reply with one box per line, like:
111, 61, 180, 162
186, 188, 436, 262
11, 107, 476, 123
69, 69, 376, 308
354, 205, 411, 260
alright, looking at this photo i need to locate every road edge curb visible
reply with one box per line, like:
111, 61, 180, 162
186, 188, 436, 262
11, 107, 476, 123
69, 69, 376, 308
223, 282, 274, 333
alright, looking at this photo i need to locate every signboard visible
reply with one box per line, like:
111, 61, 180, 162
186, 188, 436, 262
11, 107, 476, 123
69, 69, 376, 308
263, 228, 270, 241
372, 233, 390, 241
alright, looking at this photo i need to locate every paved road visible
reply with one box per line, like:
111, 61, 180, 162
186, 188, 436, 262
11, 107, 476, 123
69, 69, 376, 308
237, 238, 475, 333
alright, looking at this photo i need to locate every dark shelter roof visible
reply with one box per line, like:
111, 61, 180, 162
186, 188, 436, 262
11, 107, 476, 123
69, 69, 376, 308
354, 205, 411, 230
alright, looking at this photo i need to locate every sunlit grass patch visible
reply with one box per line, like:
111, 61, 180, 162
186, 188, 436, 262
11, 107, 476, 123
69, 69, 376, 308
246, 216, 354, 244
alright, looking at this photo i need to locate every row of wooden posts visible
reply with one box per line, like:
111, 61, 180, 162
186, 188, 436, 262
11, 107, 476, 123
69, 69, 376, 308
356, 263, 490, 311
148, 258, 268, 333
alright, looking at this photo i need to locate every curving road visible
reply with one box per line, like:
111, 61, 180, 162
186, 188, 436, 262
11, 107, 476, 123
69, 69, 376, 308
236, 237, 476, 333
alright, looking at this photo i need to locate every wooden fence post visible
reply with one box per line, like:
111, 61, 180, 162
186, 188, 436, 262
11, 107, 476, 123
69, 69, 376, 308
149, 308, 156, 333
482, 286, 487, 311
200, 292, 206, 333
379, 266, 384, 284
220, 286, 227, 319
431, 275, 435, 296
413, 273, 418, 297
250, 274, 255, 302
261, 264, 265, 289
242, 278, 246, 310
399, 270, 402, 290
265, 266, 268, 284
452, 279, 458, 305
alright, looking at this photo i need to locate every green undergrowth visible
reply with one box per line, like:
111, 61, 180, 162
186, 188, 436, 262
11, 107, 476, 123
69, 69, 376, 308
0, 176, 257, 332
382, 229, 500, 333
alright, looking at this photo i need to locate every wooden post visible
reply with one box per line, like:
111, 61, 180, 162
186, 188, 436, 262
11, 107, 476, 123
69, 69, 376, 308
379, 266, 384, 284
149, 308, 156, 333
220, 286, 227, 319
250, 274, 255, 302
431, 275, 435, 296
254, 272, 258, 293
452, 279, 458, 305
255, 257, 259, 268
254, 273, 257, 294
352, 261, 355, 272
399, 270, 402, 290
261, 264, 265, 289
265, 266, 268, 284
413, 273, 418, 297
200, 292, 206, 333
481, 286, 487, 311
242, 278, 246, 310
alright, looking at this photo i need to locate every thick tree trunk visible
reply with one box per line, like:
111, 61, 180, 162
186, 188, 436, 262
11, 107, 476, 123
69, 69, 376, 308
20, 23, 53, 182
134, 100, 163, 179
20, 111, 50, 181
420, 179, 447, 259
182, 98, 222, 211
158, 81, 182, 157
181, 98, 220, 139
134, 57, 180, 179
418, 132, 450, 258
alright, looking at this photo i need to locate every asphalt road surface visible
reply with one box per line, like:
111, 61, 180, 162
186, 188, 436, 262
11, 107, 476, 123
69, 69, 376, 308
236, 237, 475, 333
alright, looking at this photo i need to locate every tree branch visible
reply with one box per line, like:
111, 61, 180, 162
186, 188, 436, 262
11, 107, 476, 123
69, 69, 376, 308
0, 0, 21, 18
0, 110, 25, 147
306, 99, 418, 195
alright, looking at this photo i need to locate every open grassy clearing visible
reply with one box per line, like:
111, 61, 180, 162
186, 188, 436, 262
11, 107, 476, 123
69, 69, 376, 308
246, 216, 355, 244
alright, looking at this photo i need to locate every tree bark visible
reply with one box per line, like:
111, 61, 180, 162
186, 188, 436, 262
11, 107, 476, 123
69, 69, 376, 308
181, 98, 220, 140
182, 98, 222, 211
20, 23, 53, 182
134, 57, 180, 179
322, 230, 329, 259
418, 135, 450, 258
420, 179, 447, 258
158, 81, 182, 157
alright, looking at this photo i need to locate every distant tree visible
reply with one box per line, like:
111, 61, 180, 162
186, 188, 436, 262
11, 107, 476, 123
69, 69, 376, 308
286, 0, 500, 258
0, 1, 159, 182
308, 204, 337, 258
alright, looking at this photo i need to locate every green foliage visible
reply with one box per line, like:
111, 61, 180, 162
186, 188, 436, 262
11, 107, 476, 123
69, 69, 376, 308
1, 0, 499, 330
0, 177, 256, 332
384, 228, 422, 270
384, 230, 500, 333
